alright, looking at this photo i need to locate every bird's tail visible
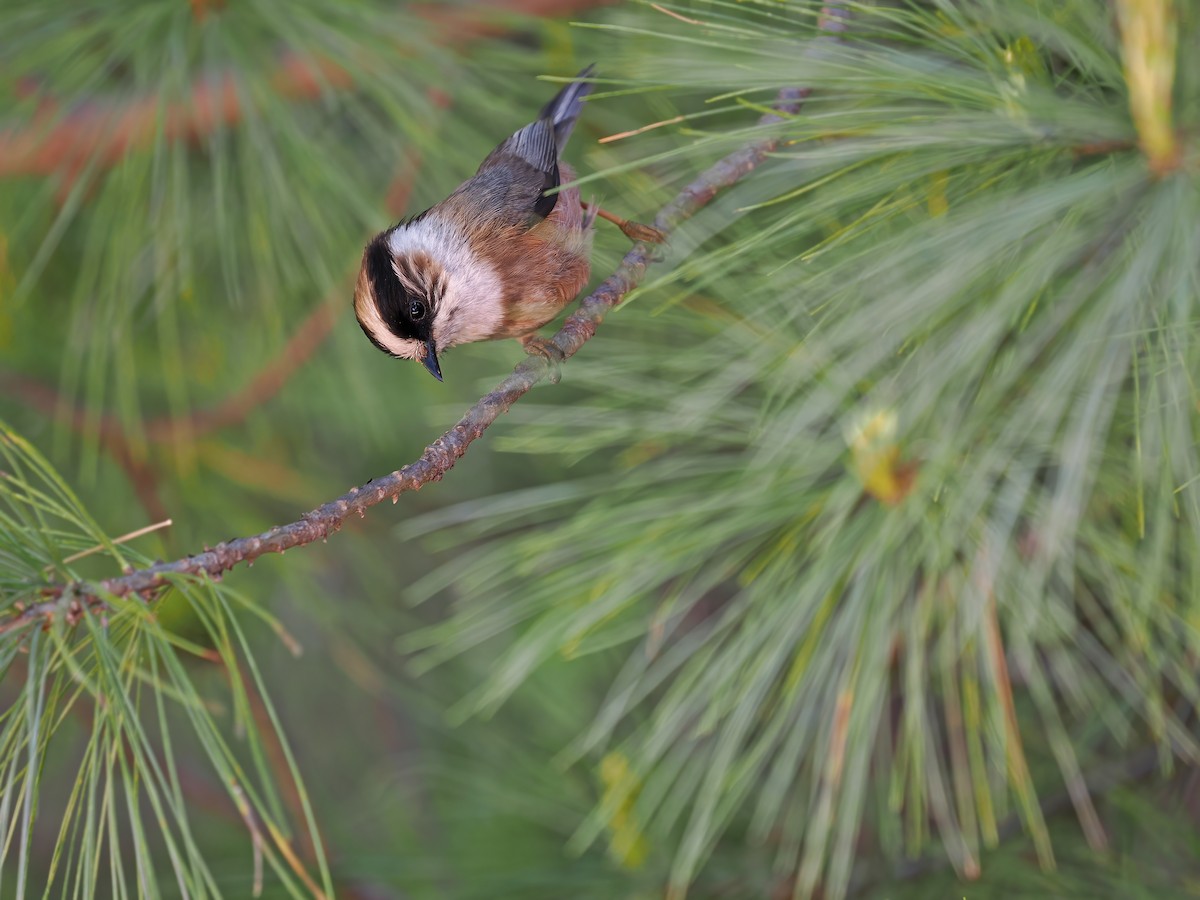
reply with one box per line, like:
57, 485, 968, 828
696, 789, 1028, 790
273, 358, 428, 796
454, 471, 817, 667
540, 64, 596, 150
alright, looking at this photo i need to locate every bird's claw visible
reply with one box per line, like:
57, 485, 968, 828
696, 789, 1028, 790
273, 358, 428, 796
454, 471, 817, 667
619, 220, 667, 244
521, 335, 565, 384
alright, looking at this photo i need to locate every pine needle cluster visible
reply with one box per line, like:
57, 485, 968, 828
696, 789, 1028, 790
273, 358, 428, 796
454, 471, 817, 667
1, 1, 1198, 898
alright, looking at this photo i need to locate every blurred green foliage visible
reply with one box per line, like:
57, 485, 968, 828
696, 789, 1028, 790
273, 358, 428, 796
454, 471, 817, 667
3, 0, 1200, 898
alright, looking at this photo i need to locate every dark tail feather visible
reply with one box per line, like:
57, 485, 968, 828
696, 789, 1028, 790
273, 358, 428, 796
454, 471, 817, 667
540, 64, 596, 149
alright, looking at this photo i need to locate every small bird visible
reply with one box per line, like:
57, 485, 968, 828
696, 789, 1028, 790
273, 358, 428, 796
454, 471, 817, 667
353, 65, 661, 381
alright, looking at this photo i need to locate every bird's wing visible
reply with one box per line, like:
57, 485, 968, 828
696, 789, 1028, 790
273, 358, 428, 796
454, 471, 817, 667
477, 116, 560, 220
468, 68, 597, 225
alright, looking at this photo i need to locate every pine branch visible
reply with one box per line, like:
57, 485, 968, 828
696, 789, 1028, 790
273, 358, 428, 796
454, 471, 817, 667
2, 1, 852, 638
0, 82, 816, 637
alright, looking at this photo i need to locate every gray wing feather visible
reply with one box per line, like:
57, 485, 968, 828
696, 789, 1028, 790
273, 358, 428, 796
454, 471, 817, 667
476, 65, 596, 221
491, 118, 558, 180
540, 63, 595, 149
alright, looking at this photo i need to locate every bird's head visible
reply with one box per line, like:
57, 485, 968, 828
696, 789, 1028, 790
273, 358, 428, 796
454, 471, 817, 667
353, 228, 446, 381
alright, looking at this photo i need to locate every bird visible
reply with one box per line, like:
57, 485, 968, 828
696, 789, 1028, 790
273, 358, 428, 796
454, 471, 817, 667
353, 65, 662, 381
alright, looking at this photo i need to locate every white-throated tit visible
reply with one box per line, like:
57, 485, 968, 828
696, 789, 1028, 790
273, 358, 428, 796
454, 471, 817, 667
353, 65, 660, 381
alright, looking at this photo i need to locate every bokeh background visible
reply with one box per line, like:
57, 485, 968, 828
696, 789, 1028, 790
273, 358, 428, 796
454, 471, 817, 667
3, 1, 1200, 897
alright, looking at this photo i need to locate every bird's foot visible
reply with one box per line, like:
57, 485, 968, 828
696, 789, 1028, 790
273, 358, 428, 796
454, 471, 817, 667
617, 218, 667, 244
521, 334, 565, 384
582, 202, 667, 244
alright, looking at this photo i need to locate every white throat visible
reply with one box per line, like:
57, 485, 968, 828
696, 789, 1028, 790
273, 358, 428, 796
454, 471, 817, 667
388, 216, 505, 349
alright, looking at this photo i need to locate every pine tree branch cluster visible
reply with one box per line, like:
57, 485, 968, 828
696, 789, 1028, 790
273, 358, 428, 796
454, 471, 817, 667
1, 2, 852, 637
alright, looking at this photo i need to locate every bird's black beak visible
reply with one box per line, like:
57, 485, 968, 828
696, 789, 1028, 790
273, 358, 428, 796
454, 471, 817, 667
420, 340, 443, 382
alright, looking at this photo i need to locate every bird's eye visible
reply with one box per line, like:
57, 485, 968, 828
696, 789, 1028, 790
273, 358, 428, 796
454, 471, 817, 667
409, 300, 427, 321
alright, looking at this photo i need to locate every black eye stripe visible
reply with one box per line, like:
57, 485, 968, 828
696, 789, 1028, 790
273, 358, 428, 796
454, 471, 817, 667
366, 236, 408, 315
364, 232, 433, 342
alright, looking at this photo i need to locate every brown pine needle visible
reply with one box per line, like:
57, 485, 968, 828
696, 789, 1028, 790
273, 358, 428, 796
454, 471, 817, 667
230, 781, 266, 897
599, 115, 685, 144
984, 593, 1055, 869
265, 817, 329, 900
47, 518, 173, 571
650, 3, 705, 26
